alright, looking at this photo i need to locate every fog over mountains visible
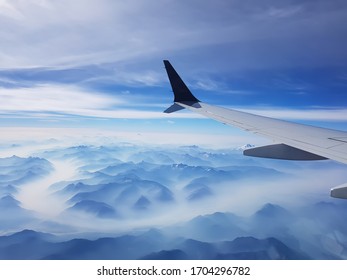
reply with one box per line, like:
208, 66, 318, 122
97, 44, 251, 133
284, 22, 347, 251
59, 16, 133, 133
0, 142, 347, 259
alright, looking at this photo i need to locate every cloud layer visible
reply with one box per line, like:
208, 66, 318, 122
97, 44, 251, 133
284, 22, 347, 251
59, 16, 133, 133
0, 0, 346, 69
0, 0, 346, 131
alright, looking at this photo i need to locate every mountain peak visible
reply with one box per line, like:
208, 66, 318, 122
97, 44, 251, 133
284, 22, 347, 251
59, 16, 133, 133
70, 200, 117, 218
237, 144, 255, 150
133, 195, 151, 210
254, 203, 290, 218
8, 229, 55, 241
0, 195, 20, 208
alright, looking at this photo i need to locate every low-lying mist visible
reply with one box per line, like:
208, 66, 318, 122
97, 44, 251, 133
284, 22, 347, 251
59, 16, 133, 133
1, 139, 347, 259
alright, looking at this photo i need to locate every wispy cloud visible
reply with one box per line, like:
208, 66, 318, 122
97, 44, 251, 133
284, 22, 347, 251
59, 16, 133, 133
0, 83, 197, 120
262, 5, 303, 19
0, 127, 259, 151
0, 84, 120, 112
88, 70, 165, 87
1, 82, 346, 123
192, 78, 253, 95
0, 0, 346, 130
1, 0, 346, 69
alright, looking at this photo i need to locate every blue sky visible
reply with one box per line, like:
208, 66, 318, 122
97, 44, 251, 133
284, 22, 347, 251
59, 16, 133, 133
0, 0, 347, 145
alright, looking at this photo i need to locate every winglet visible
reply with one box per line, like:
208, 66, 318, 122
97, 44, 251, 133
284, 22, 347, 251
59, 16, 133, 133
164, 103, 185, 113
163, 60, 200, 103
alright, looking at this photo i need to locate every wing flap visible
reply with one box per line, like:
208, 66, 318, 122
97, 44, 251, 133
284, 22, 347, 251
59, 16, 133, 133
243, 143, 327, 160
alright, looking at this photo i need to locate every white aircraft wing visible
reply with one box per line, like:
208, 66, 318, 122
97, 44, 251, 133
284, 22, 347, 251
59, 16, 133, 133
163, 60, 347, 199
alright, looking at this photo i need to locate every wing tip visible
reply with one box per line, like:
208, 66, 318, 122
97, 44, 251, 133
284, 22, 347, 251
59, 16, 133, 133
163, 60, 200, 103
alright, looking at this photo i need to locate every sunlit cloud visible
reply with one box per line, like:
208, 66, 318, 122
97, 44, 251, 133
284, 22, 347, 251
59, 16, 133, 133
0, 83, 117, 113
0, 84, 196, 119
1, 83, 346, 124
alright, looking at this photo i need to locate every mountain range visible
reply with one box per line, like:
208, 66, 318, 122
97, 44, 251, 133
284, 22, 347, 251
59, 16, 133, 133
0, 143, 346, 259
2, 200, 345, 260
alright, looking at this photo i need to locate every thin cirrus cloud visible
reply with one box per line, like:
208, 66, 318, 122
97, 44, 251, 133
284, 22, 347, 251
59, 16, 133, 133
0, 0, 346, 129
0, 84, 197, 120
0, 0, 215, 68
0, 0, 346, 69
0, 84, 121, 113
1, 83, 346, 123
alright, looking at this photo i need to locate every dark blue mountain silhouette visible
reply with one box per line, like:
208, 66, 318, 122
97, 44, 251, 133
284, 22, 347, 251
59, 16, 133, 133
184, 182, 213, 200
0, 156, 53, 186
133, 195, 151, 210
0, 195, 38, 230
1, 144, 347, 260
254, 203, 292, 219
0, 195, 20, 208
68, 200, 117, 218
66, 177, 174, 214
141, 249, 188, 260
216, 237, 310, 260
0, 185, 17, 196
173, 211, 246, 242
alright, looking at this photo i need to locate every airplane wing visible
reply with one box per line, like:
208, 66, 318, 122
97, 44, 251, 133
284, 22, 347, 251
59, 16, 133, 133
163, 60, 347, 199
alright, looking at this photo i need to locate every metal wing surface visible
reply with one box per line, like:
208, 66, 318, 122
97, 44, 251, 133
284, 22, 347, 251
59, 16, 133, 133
163, 60, 347, 198
177, 102, 347, 164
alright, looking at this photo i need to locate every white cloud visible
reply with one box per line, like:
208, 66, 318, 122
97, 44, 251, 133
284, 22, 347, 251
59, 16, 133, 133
0, 84, 198, 119
1, 83, 347, 123
1, 0, 212, 68
0, 84, 119, 111
110, 70, 165, 86
0, 127, 258, 153
1, 0, 345, 69
193, 79, 223, 91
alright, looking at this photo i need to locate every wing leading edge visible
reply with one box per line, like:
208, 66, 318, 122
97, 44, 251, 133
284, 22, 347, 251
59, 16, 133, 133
163, 60, 347, 199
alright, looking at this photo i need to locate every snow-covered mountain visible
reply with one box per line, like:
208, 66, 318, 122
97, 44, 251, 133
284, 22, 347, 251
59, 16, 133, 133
0, 143, 346, 259
0, 156, 53, 187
